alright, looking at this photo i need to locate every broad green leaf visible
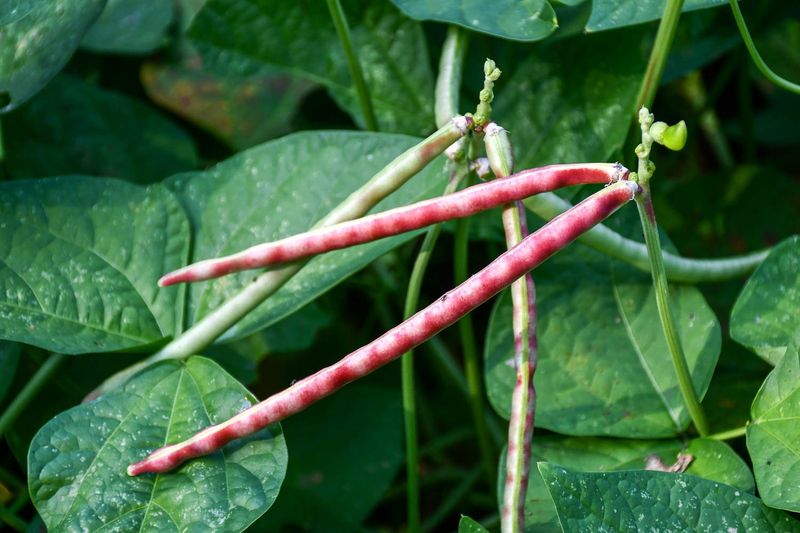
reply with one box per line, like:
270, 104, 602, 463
167, 131, 447, 342
256, 381, 403, 531
81, 0, 174, 54
0, 177, 189, 353
188, 0, 434, 135
0, 0, 37, 25
0, 341, 20, 404
586, 0, 728, 32
141, 44, 316, 150
0, 0, 105, 112
390, 0, 557, 42
748, 343, 800, 512
29, 356, 287, 532
539, 464, 799, 532
731, 236, 800, 364
4, 75, 199, 183
459, 515, 490, 533
494, 25, 650, 169
504, 435, 753, 532
485, 238, 720, 437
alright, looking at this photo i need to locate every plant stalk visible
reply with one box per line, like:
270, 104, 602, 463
0, 354, 66, 437
453, 176, 497, 487
707, 426, 747, 441
435, 26, 468, 128
728, 0, 800, 95
633, 109, 708, 436
634, 189, 709, 436
326, 0, 379, 130
401, 169, 467, 533
635, 0, 685, 110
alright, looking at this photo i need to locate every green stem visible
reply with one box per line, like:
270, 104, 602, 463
401, 171, 466, 533
326, 0, 378, 130
707, 426, 747, 441
728, 0, 800, 95
523, 192, 768, 282
435, 26, 468, 128
0, 354, 66, 437
453, 188, 497, 486
635, 0, 685, 110
635, 188, 709, 436
421, 465, 482, 533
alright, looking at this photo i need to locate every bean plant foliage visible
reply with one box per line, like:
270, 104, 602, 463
0, 0, 798, 532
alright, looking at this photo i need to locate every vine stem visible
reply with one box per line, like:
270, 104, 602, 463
707, 426, 747, 441
0, 354, 65, 437
89, 117, 472, 399
401, 169, 468, 533
485, 123, 536, 533
453, 195, 497, 486
635, 0, 685, 110
635, 188, 708, 436
326, 0, 378, 130
728, 0, 800, 95
634, 108, 708, 437
434, 26, 468, 129
523, 192, 768, 282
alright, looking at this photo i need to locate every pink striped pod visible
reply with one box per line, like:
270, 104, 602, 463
159, 162, 629, 286
485, 122, 538, 532
129, 179, 640, 476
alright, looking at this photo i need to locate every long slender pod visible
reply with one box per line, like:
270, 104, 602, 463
128, 180, 640, 476
485, 123, 536, 533
160, 163, 628, 285
88, 116, 473, 399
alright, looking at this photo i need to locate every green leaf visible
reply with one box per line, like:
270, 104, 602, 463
389, 0, 557, 42
485, 238, 720, 437
187, 0, 434, 135
0, 0, 105, 112
80, 0, 174, 54
539, 464, 799, 532
256, 382, 403, 531
0, 177, 189, 353
731, 236, 800, 365
167, 131, 446, 341
505, 435, 753, 532
459, 515, 490, 533
28, 356, 287, 532
494, 25, 650, 169
4, 75, 199, 183
0, 0, 37, 25
586, 0, 728, 32
0, 341, 20, 404
141, 44, 316, 150
748, 343, 800, 512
